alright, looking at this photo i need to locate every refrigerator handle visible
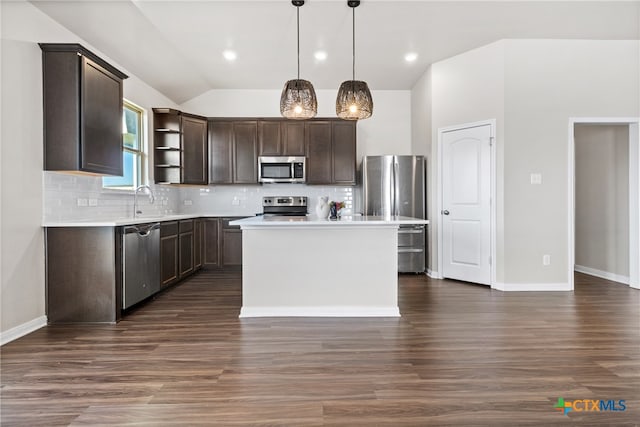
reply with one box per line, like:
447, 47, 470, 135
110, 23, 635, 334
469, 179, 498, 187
393, 160, 399, 217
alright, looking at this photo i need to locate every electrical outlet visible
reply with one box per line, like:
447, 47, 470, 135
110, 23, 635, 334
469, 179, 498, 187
543, 254, 551, 266
530, 173, 542, 185
183, 200, 193, 206
231, 198, 240, 206
77, 198, 88, 207
88, 198, 98, 207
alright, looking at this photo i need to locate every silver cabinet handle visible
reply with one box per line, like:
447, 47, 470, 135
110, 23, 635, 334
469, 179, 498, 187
442, 210, 450, 215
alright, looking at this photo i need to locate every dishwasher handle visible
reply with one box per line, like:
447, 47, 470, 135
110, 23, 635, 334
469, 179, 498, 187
124, 222, 161, 236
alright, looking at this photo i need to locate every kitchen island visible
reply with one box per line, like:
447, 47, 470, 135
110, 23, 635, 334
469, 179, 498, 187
230, 215, 429, 317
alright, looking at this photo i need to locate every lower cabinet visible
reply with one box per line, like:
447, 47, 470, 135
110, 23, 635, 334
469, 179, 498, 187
194, 218, 203, 269
203, 217, 243, 270
160, 221, 179, 288
179, 220, 194, 278
221, 218, 242, 268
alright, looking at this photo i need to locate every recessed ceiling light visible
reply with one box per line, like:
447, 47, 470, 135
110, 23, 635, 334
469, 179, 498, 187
223, 50, 237, 61
404, 52, 418, 63
314, 51, 327, 61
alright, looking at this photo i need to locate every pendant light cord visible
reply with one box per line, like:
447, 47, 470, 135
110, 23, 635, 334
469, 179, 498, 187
352, 5, 355, 81
297, 5, 300, 80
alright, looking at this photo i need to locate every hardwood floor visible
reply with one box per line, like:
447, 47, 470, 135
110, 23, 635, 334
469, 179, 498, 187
2, 271, 639, 426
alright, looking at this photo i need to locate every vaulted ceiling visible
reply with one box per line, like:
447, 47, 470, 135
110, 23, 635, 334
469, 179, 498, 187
31, 1, 640, 104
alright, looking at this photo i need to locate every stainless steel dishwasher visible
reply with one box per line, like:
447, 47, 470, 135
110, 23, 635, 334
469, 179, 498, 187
122, 222, 160, 309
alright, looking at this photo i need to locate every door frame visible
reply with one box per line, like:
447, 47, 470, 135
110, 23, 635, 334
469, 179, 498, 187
568, 117, 640, 290
436, 119, 497, 287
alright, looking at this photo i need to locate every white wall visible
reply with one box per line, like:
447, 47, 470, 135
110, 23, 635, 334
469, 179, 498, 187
180, 89, 413, 164
502, 40, 639, 285
430, 41, 506, 278
1, 1, 179, 338
422, 39, 639, 287
575, 124, 629, 280
1, 39, 46, 337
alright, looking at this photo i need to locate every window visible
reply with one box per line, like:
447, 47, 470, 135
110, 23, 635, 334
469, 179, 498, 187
103, 101, 145, 189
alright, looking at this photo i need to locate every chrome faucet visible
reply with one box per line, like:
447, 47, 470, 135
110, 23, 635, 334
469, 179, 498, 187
134, 185, 156, 218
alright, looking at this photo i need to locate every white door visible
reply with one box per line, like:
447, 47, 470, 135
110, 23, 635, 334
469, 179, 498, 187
442, 124, 492, 285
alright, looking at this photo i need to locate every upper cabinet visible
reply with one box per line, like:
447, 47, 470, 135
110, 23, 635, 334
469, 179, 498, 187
209, 120, 258, 184
305, 120, 356, 185
258, 120, 305, 156
153, 108, 208, 185
40, 43, 128, 175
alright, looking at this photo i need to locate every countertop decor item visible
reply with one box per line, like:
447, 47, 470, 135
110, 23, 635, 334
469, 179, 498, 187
335, 0, 373, 120
280, 0, 317, 119
316, 196, 330, 219
329, 201, 345, 220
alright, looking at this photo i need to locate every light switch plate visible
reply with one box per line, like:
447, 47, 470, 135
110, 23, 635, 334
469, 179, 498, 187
88, 199, 98, 207
77, 198, 88, 207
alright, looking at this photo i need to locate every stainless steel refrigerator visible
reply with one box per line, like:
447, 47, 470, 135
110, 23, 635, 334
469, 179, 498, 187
362, 155, 426, 273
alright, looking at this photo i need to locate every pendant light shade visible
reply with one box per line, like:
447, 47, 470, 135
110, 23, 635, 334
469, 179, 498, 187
280, 0, 317, 120
336, 0, 373, 120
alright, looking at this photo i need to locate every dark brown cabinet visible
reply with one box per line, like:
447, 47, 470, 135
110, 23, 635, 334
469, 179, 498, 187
182, 115, 208, 185
178, 220, 194, 278
193, 218, 203, 270
153, 109, 208, 185
40, 43, 128, 175
203, 218, 221, 268
305, 120, 356, 185
202, 217, 243, 269
258, 120, 305, 156
209, 120, 258, 184
160, 222, 179, 288
221, 218, 243, 268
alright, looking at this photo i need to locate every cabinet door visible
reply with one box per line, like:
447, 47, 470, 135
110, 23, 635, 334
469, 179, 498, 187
233, 121, 258, 183
160, 235, 178, 288
182, 115, 208, 184
258, 121, 282, 156
179, 232, 194, 278
282, 121, 305, 156
222, 229, 243, 267
209, 121, 234, 184
332, 121, 357, 185
193, 219, 202, 270
203, 218, 220, 268
305, 121, 333, 184
81, 56, 123, 176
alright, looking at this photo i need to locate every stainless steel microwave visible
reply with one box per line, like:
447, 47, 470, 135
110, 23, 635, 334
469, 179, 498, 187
258, 156, 306, 183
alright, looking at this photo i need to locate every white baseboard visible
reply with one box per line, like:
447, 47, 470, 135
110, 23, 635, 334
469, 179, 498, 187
491, 282, 571, 291
239, 306, 401, 318
1, 316, 47, 346
574, 265, 630, 285
426, 269, 442, 279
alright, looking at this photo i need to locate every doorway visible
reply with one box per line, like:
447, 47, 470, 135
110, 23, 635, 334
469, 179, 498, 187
569, 118, 640, 290
437, 120, 496, 286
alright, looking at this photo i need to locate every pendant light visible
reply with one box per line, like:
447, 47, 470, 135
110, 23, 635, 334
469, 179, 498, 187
336, 0, 373, 120
280, 0, 317, 119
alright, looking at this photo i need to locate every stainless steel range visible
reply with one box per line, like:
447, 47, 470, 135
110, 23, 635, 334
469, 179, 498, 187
262, 196, 307, 216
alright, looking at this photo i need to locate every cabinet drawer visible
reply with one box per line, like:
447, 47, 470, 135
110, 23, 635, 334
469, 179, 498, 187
179, 219, 194, 233
398, 227, 425, 247
161, 221, 179, 237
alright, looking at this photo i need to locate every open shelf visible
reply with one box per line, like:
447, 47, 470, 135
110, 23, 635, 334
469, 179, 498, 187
155, 146, 181, 151
156, 164, 181, 168
155, 128, 181, 133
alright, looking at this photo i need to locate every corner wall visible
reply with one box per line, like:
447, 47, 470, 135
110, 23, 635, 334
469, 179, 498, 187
0, 1, 178, 342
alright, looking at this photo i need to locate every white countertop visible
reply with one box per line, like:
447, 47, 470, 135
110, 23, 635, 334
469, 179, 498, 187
43, 213, 254, 227
230, 215, 429, 228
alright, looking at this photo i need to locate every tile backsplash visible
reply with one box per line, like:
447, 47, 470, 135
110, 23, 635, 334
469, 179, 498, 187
43, 171, 360, 222
177, 184, 358, 217
43, 172, 179, 222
